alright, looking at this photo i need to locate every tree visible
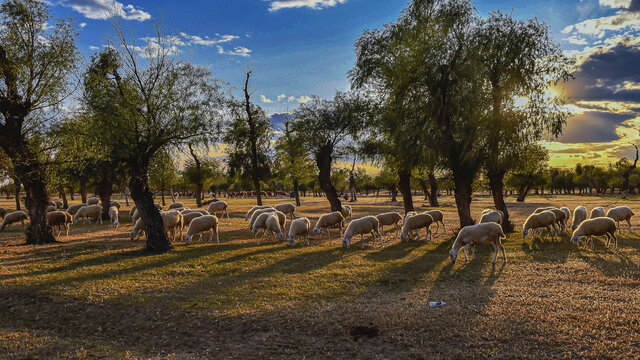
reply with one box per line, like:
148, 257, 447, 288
148, 151, 178, 206
0, 0, 77, 243
292, 92, 366, 212
505, 144, 549, 202
414, 166, 439, 207
621, 144, 639, 194
182, 156, 221, 205
224, 69, 272, 206
477, 11, 570, 232
274, 119, 315, 207
81, 24, 226, 253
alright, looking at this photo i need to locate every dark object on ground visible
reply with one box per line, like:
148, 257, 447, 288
350, 324, 379, 341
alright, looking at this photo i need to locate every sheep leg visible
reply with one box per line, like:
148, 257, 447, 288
461, 243, 472, 261
498, 239, 507, 263
226, 209, 230, 219
491, 242, 499, 263
441, 221, 446, 233
428, 228, 432, 242
377, 230, 383, 247
305, 235, 309, 246
627, 219, 632, 233
361, 234, 365, 249
434, 222, 439, 234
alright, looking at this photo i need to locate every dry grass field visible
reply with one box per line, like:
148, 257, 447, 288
1, 194, 640, 359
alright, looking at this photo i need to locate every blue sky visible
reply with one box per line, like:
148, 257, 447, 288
46, 0, 640, 167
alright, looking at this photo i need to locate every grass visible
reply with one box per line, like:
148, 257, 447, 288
1, 194, 640, 359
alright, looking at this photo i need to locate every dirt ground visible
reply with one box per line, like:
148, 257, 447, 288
1, 193, 639, 359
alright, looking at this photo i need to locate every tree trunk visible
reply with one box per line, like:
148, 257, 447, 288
195, 182, 203, 208
293, 178, 301, 207
80, 179, 87, 203
453, 170, 475, 227
391, 188, 398, 202
419, 178, 429, 201
316, 144, 342, 212
397, 168, 414, 213
253, 177, 263, 206
59, 188, 68, 209
129, 172, 172, 253
161, 189, 166, 206
516, 185, 531, 202
97, 181, 113, 220
22, 176, 56, 244
487, 169, 513, 232
13, 178, 21, 210
428, 173, 439, 207
68, 186, 74, 201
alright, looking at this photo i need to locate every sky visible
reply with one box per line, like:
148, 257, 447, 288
44, 0, 640, 168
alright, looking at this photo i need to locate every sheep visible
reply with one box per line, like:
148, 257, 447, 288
66, 203, 86, 216
533, 206, 556, 214
54, 200, 63, 209
0, 206, 5, 219
129, 205, 137, 221
571, 217, 618, 250
249, 208, 277, 230
131, 208, 141, 224
606, 206, 635, 233
342, 216, 383, 249
182, 211, 204, 228
184, 215, 220, 244
423, 210, 446, 234
87, 196, 99, 205
403, 211, 417, 221
263, 213, 285, 242
182, 209, 209, 216
341, 204, 352, 221
522, 210, 556, 241
155, 203, 163, 210
274, 203, 297, 219
450, 222, 506, 264
560, 207, 571, 223
46, 211, 73, 236
548, 208, 568, 233
47, 205, 57, 212
168, 202, 184, 210
0, 211, 28, 232
207, 201, 229, 218
572, 205, 588, 231
287, 217, 311, 246
252, 211, 286, 238
245, 205, 273, 221
313, 211, 346, 239
590, 206, 606, 219
110, 200, 121, 209
130, 218, 145, 240
480, 210, 504, 226
73, 204, 103, 224
109, 206, 120, 228
376, 212, 403, 238
400, 213, 434, 242
161, 210, 184, 242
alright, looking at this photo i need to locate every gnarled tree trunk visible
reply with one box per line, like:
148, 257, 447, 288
453, 170, 475, 227
397, 168, 414, 213
13, 178, 21, 210
316, 143, 341, 212
129, 171, 172, 253
293, 178, 301, 207
488, 169, 513, 232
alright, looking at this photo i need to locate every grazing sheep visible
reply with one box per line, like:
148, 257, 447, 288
109, 206, 120, 228
252, 211, 286, 238
572, 205, 588, 231
168, 202, 184, 210
66, 203, 86, 216
522, 210, 556, 241
480, 210, 504, 226
161, 210, 184, 242
263, 213, 285, 242
533, 206, 556, 214
274, 203, 297, 219
0, 206, 5, 219
245, 205, 273, 221
547, 208, 568, 233
341, 204, 352, 221
590, 206, 606, 219
560, 207, 571, 223
47, 205, 57, 212
131, 208, 141, 224
313, 211, 346, 239
129, 205, 137, 220
73, 205, 103, 224
450, 222, 506, 264
423, 210, 446, 234
130, 218, 145, 241
400, 213, 434, 242
184, 215, 220, 244
571, 217, 618, 250
287, 217, 311, 246
0, 211, 28, 232
342, 216, 383, 249
87, 196, 99, 205
182, 209, 209, 216
249, 208, 277, 230
376, 212, 403, 238
207, 201, 229, 219
110, 200, 121, 209
606, 206, 634, 233
404, 211, 417, 220
54, 200, 63, 209
46, 211, 73, 236
182, 211, 204, 228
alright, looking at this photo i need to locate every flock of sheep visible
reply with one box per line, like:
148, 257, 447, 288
0, 198, 635, 266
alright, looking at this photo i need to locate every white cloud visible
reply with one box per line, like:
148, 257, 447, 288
599, 0, 632, 9
297, 96, 312, 103
261, 95, 273, 103
57, 0, 151, 21
277, 94, 287, 101
88, 45, 99, 50
268, 0, 347, 12
564, 35, 589, 45
79, 22, 87, 28
179, 33, 238, 46
216, 45, 251, 57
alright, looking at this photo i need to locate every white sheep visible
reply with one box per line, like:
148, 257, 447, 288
131, 208, 141, 224
130, 218, 145, 240
263, 213, 285, 242
480, 210, 504, 226
342, 216, 383, 249
182, 209, 209, 216
73, 204, 103, 224
522, 210, 556, 241
249, 208, 276, 230
184, 215, 220, 244
313, 211, 346, 239
400, 213, 434, 242
0, 206, 6, 219
571, 217, 618, 250
252, 211, 286, 238
376, 212, 403, 238
168, 202, 184, 210
87, 196, 99, 205
590, 206, 606, 219
47, 205, 57, 212
571, 205, 588, 231
54, 200, 63, 209
182, 211, 204, 228
341, 204, 352, 221
245, 205, 273, 221
274, 203, 297, 219
450, 222, 506, 264
109, 206, 120, 228
110, 200, 121, 209
207, 201, 229, 218
46, 211, 73, 236
66, 203, 86, 216
423, 210, 445, 234
0, 211, 28, 232
606, 206, 635, 233
161, 210, 184, 242
287, 217, 311, 246
129, 205, 137, 221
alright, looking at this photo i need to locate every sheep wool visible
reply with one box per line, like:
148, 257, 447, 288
288, 217, 311, 246
342, 216, 383, 249
571, 217, 617, 250
1, 211, 28, 232
185, 215, 220, 244
606, 206, 635, 233
450, 222, 506, 264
